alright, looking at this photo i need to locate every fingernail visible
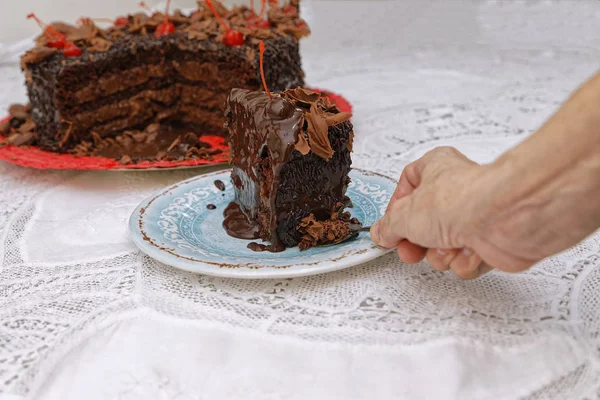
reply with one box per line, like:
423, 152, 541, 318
370, 222, 380, 244
437, 249, 448, 255
462, 248, 473, 256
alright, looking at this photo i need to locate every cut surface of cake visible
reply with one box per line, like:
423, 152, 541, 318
8, 0, 309, 163
224, 87, 361, 252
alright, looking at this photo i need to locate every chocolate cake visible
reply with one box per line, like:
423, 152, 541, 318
223, 87, 361, 251
5, 0, 309, 163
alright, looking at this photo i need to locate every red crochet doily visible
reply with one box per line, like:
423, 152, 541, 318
0, 89, 352, 171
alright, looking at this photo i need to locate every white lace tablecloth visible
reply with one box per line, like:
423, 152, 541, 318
1, 1, 600, 399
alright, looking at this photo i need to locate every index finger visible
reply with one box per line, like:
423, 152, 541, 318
386, 158, 426, 213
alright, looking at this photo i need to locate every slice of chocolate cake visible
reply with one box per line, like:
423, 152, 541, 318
224, 87, 359, 251
16, 0, 309, 161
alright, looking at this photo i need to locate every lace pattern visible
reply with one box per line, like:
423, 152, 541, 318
0, 1, 600, 398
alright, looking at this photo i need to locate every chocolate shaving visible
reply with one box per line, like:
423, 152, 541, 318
166, 135, 181, 153
22, 0, 309, 65
18, 120, 36, 133
325, 112, 352, 126
251, 28, 277, 40
282, 87, 320, 106
187, 30, 209, 41
87, 37, 112, 53
170, 10, 190, 24
294, 129, 310, 155
276, 23, 310, 40
305, 103, 334, 160
3, 131, 36, 147
21, 47, 58, 64
8, 104, 29, 120
346, 131, 354, 152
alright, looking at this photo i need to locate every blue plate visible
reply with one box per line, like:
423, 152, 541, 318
129, 169, 396, 279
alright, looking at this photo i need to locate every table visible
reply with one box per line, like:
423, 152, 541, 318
1, 1, 599, 399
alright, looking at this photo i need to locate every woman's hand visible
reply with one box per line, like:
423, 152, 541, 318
370, 147, 503, 279
370, 72, 600, 279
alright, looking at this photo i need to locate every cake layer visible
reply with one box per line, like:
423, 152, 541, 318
60, 57, 261, 107
63, 84, 228, 131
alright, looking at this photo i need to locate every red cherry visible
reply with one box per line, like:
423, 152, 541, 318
283, 5, 295, 14
114, 16, 128, 26
153, 0, 174, 37
63, 42, 82, 57
222, 30, 244, 46
47, 40, 66, 49
296, 21, 306, 28
254, 19, 270, 28
27, 13, 68, 48
154, 22, 175, 37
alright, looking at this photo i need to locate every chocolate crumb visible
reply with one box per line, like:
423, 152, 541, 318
247, 242, 285, 253
247, 242, 267, 252
214, 180, 226, 191
206, 204, 216, 210
296, 202, 363, 250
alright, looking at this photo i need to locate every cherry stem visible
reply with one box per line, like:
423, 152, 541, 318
259, 0, 266, 19
27, 13, 64, 43
164, 0, 171, 24
138, 2, 153, 13
205, 0, 230, 33
259, 41, 272, 100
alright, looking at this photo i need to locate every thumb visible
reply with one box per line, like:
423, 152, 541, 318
370, 196, 412, 248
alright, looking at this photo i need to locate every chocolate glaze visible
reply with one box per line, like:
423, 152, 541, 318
214, 180, 226, 191
224, 88, 354, 250
222, 201, 260, 240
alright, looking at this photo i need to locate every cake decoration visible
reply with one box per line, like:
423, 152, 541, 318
204, 0, 244, 46
154, 0, 176, 37
11, 0, 309, 164
27, 13, 82, 57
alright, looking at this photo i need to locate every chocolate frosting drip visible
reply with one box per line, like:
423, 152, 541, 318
21, 0, 309, 65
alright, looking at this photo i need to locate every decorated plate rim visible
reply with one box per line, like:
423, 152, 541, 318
128, 168, 395, 279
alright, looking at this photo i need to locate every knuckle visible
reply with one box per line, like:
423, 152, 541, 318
436, 146, 460, 157
377, 216, 399, 248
